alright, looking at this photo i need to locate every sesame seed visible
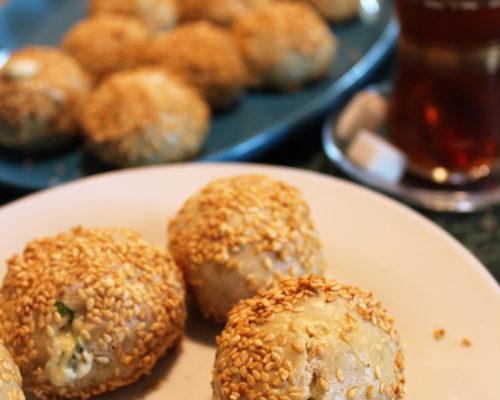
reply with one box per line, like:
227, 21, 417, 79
305, 325, 317, 336
265, 362, 274, 371
0, 47, 90, 135
54, 312, 63, 325
168, 175, 325, 323
347, 386, 358, 398
291, 342, 304, 353
246, 374, 256, 387
0, 226, 186, 399
433, 328, 445, 341
264, 333, 276, 343
62, 14, 148, 80
46, 325, 55, 338
336, 367, 344, 382
86, 298, 95, 311
366, 384, 375, 399
318, 376, 329, 392
252, 370, 261, 381
80, 329, 91, 341
142, 21, 248, 109
277, 335, 288, 347
340, 331, 351, 343
211, 275, 405, 400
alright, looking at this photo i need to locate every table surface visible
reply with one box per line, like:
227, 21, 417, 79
0, 57, 499, 284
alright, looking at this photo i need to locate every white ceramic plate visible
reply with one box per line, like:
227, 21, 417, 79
0, 164, 499, 400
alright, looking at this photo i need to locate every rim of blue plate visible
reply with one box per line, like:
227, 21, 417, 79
0, 12, 399, 191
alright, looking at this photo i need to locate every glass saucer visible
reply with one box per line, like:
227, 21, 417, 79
321, 81, 500, 212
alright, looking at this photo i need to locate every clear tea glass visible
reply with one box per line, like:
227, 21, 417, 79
388, 0, 500, 184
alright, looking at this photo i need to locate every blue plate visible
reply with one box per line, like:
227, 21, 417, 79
0, 0, 398, 190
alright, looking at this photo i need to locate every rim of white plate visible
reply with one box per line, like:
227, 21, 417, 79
1, 162, 498, 295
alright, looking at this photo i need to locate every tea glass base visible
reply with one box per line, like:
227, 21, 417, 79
408, 162, 496, 186
322, 81, 500, 212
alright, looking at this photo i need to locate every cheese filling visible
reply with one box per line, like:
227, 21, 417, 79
45, 332, 93, 387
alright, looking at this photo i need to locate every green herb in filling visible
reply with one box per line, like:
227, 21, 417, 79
55, 301, 74, 326
68, 354, 78, 372
75, 341, 84, 354
57, 351, 66, 367
68, 342, 85, 371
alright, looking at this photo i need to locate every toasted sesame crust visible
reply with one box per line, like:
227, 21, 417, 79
212, 275, 405, 400
0, 47, 90, 151
89, 0, 179, 31
168, 175, 325, 323
0, 226, 186, 399
233, 1, 337, 89
180, 0, 270, 26
0, 340, 24, 400
62, 14, 149, 80
143, 22, 249, 109
80, 67, 210, 166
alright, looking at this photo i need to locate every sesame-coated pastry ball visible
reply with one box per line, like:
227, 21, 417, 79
212, 275, 405, 400
0, 340, 24, 400
180, 0, 270, 26
89, 0, 179, 31
168, 175, 325, 323
287, 0, 360, 22
233, 2, 337, 90
62, 14, 149, 80
143, 22, 248, 109
80, 68, 210, 167
0, 47, 90, 153
0, 226, 186, 399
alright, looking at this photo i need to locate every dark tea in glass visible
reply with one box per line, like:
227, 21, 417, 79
389, 0, 500, 184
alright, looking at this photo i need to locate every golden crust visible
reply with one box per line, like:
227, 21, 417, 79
143, 22, 248, 109
89, 0, 179, 31
80, 67, 210, 166
62, 14, 149, 80
212, 275, 405, 400
180, 0, 270, 26
168, 174, 325, 323
0, 340, 24, 400
0, 47, 90, 150
0, 226, 186, 399
233, 1, 336, 89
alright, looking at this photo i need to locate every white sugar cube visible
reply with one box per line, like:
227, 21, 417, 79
336, 91, 388, 141
347, 130, 407, 183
